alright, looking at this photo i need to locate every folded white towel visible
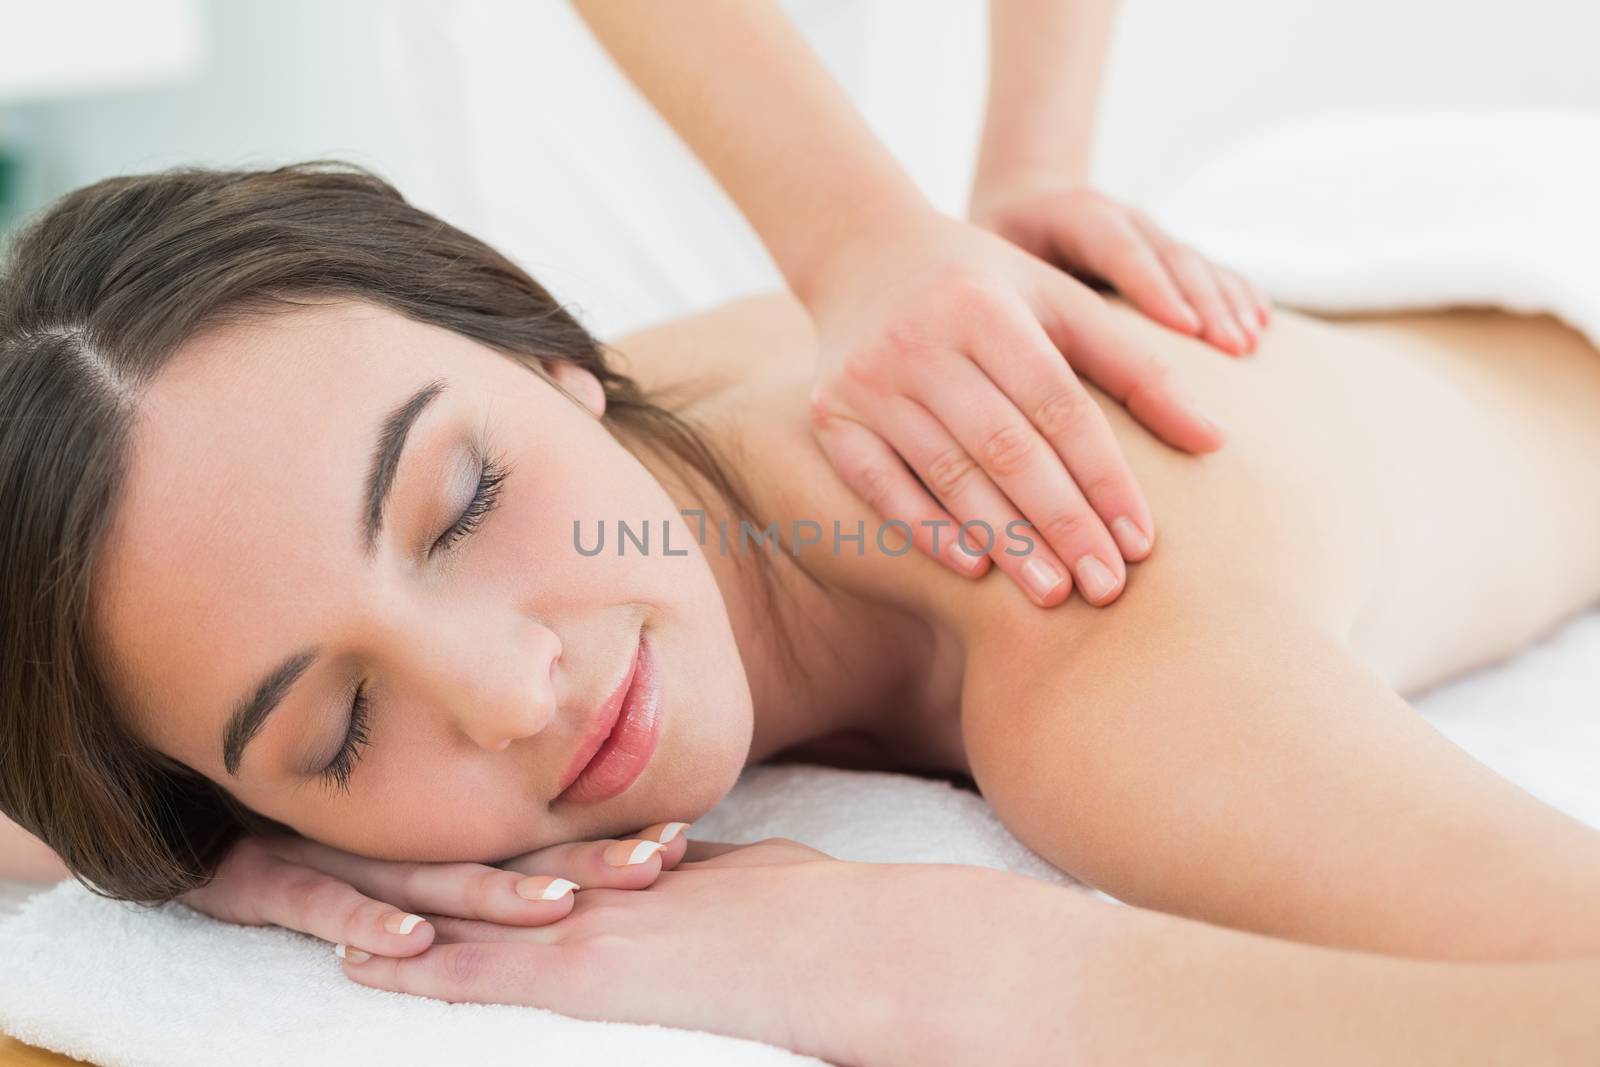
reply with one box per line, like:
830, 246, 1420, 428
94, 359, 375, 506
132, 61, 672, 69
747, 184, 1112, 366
1150, 109, 1600, 348
6, 109, 1600, 1065
0, 767, 1074, 1067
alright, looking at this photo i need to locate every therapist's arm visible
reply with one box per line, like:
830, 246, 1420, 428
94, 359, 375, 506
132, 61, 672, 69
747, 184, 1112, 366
571, 0, 1230, 611
0, 811, 68, 882
569, 0, 924, 303
975, 0, 1119, 195
971, 0, 1271, 354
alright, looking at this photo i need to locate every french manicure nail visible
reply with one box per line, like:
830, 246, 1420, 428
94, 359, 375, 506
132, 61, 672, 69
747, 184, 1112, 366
517, 876, 579, 901
606, 839, 666, 867
383, 912, 426, 936
655, 821, 689, 844
334, 943, 372, 963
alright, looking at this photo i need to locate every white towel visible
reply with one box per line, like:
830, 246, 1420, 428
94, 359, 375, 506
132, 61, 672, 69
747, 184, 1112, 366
1149, 109, 1600, 347
0, 767, 1073, 1067
6, 109, 1600, 1065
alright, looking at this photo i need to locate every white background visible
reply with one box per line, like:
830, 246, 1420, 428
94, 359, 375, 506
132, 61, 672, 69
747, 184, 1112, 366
3, 0, 1599, 334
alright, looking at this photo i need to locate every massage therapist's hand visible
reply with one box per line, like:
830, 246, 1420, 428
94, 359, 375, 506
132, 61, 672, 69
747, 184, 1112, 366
337, 837, 906, 1064
971, 180, 1272, 357
802, 208, 1228, 608
176, 822, 691, 960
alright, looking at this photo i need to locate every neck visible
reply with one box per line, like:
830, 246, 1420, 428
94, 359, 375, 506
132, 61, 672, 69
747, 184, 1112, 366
627, 430, 927, 768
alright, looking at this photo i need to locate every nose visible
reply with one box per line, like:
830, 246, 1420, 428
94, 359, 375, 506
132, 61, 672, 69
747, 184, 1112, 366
435, 618, 562, 752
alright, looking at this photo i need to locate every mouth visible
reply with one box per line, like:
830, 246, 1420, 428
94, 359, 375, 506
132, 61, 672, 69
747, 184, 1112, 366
553, 626, 662, 806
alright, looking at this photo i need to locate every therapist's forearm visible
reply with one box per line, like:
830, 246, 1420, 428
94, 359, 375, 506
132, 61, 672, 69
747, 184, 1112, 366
826, 863, 1600, 1065
569, 0, 932, 305
972, 0, 1119, 203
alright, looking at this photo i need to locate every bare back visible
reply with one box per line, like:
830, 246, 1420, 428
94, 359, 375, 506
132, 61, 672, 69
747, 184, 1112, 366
619, 294, 1600, 700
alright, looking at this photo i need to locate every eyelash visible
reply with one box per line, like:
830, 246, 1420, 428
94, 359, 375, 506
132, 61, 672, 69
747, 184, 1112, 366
317, 447, 512, 794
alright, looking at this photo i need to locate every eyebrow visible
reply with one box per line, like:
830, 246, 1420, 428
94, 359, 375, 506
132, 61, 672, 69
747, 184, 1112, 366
220, 377, 449, 777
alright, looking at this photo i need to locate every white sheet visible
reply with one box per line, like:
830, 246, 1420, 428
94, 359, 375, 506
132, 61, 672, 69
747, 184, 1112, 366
6, 109, 1600, 1064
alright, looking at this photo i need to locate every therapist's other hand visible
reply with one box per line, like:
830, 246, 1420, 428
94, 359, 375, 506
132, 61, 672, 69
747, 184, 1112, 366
971, 180, 1271, 357
801, 209, 1226, 608
338, 837, 870, 1062
176, 822, 691, 960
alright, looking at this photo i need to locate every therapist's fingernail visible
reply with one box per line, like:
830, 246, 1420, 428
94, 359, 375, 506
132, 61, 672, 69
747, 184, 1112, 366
1021, 558, 1065, 601
1075, 555, 1119, 602
652, 821, 690, 844
606, 839, 665, 867
334, 943, 372, 963
517, 876, 579, 901
1186, 401, 1226, 439
1111, 517, 1151, 558
949, 538, 987, 574
382, 912, 427, 936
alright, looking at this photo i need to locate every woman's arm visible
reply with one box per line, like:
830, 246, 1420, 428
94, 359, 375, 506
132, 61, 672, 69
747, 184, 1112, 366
338, 840, 1600, 1064
857, 863, 1600, 1066
0, 811, 68, 882
962, 552, 1600, 963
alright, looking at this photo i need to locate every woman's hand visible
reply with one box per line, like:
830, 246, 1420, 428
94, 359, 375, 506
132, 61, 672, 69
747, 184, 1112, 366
971, 180, 1271, 357
341, 835, 1600, 1066
176, 822, 692, 960
337, 837, 905, 1064
801, 209, 1227, 609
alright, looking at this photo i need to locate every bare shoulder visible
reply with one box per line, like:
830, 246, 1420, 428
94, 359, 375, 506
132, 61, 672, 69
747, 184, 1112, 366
606, 291, 817, 402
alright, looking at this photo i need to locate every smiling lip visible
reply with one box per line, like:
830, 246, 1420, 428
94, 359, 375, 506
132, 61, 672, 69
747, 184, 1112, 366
553, 628, 661, 806
554, 631, 640, 797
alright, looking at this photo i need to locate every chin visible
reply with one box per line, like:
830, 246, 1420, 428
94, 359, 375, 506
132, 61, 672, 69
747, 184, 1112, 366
621, 680, 754, 838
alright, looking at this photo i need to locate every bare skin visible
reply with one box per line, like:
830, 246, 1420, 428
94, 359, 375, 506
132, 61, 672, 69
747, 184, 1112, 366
12, 291, 1600, 1061
614, 290, 1600, 963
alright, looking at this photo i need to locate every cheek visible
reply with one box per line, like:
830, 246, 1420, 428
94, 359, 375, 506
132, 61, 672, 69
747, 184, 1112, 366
290, 772, 542, 863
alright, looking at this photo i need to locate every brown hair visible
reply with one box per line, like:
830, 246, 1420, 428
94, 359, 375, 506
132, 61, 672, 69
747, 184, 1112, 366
0, 161, 785, 906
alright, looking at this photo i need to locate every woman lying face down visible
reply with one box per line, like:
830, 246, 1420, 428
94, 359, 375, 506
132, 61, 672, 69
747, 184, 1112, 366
10, 160, 1600, 982
1, 164, 866, 897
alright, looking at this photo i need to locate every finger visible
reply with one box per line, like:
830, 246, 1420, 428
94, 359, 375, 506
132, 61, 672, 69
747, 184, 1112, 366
681, 840, 748, 863
641, 822, 694, 870
945, 304, 1158, 565
1125, 213, 1247, 355
240, 849, 438, 958
809, 394, 991, 579
1031, 275, 1227, 456
1212, 265, 1262, 353
420, 913, 563, 946
1234, 267, 1272, 328
496, 834, 676, 889
1157, 242, 1251, 356
1055, 210, 1202, 337
901, 345, 1133, 599
875, 393, 1080, 607
340, 941, 579, 1010
261, 834, 582, 924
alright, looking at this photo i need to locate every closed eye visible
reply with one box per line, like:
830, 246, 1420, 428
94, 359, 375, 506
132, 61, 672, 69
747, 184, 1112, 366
433, 446, 511, 556
316, 443, 514, 794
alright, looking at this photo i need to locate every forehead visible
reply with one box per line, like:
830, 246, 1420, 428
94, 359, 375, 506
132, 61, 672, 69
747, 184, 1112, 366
89, 300, 508, 762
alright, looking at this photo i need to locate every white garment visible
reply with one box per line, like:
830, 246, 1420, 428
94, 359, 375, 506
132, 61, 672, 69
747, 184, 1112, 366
378, 0, 988, 340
